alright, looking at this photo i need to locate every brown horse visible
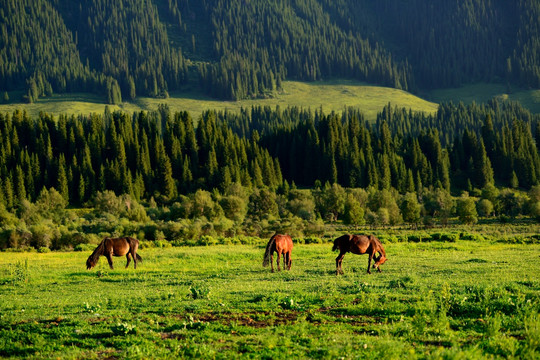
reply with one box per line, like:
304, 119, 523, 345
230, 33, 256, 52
86, 237, 142, 270
332, 234, 387, 275
262, 234, 293, 272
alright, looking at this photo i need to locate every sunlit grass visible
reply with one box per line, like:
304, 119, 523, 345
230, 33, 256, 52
2, 81, 538, 125
0, 80, 438, 121
1, 241, 539, 358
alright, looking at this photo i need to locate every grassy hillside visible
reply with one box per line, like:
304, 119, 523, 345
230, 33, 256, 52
0, 80, 439, 121
426, 83, 540, 114
2, 80, 540, 122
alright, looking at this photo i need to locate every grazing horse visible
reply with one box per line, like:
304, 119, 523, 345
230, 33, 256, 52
262, 234, 293, 272
86, 237, 142, 270
332, 234, 387, 275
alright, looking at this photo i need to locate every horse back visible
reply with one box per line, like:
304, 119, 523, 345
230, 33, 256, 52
274, 234, 293, 253
349, 235, 372, 255
333, 234, 353, 252
107, 237, 132, 256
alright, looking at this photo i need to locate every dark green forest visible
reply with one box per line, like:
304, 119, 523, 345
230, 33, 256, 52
0, 101, 539, 208
1, 0, 539, 102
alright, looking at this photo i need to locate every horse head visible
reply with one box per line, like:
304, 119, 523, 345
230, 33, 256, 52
373, 253, 387, 268
86, 256, 96, 270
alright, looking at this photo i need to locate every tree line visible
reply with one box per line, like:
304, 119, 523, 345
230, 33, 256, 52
0, 100, 539, 212
0, 106, 281, 209
215, 101, 540, 192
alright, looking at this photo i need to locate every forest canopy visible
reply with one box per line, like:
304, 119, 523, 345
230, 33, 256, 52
0, 0, 539, 102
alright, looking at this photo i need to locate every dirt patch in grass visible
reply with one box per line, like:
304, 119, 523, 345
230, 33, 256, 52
196, 311, 299, 328
160, 332, 186, 340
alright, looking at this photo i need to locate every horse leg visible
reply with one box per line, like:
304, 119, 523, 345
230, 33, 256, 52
287, 252, 292, 270
277, 252, 281, 272
339, 253, 345, 274
106, 253, 114, 269
270, 253, 274, 273
132, 248, 137, 269
125, 253, 131, 269
336, 252, 345, 275
367, 254, 373, 274
283, 252, 287, 270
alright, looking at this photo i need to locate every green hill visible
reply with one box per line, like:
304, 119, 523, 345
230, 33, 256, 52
0, 81, 439, 121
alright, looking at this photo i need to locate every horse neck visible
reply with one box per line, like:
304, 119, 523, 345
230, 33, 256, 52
90, 240, 106, 261
377, 243, 386, 256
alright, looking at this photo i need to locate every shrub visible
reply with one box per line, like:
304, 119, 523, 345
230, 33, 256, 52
154, 240, 172, 248
74, 243, 95, 252
9, 260, 29, 284
407, 233, 430, 242
189, 283, 210, 299
460, 232, 485, 241
378, 234, 399, 243
303, 236, 323, 244
112, 322, 137, 336
198, 235, 217, 246
431, 233, 459, 242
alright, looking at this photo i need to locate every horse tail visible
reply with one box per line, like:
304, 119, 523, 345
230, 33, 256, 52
136, 253, 143, 263
263, 235, 276, 267
332, 239, 339, 252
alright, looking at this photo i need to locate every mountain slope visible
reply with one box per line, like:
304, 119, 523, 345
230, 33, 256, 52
0, 0, 539, 104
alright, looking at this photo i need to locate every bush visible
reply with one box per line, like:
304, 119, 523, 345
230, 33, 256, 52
302, 236, 323, 244
189, 283, 210, 299
154, 240, 172, 248
74, 243, 95, 252
112, 323, 137, 336
407, 233, 430, 242
378, 234, 399, 243
431, 233, 459, 242
37, 247, 51, 253
460, 232, 485, 241
198, 235, 217, 246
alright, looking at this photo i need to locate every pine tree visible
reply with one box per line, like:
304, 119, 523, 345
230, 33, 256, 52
57, 155, 69, 202
14, 166, 26, 203
3, 176, 14, 209
156, 140, 176, 200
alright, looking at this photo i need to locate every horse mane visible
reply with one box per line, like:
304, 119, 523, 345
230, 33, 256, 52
369, 235, 386, 257
88, 238, 107, 266
262, 233, 277, 267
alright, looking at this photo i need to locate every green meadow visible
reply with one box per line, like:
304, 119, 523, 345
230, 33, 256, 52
1, 240, 539, 359
0, 80, 439, 121
2, 81, 540, 122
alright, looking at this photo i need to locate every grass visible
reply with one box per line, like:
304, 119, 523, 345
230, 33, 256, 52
1, 81, 539, 123
425, 83, 540, 114
1, 240, 539, 359
0, 80, 439, 122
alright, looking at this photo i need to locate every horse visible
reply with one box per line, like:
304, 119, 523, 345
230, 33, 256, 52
262, 234, 293, 272
332, 234, 387, 275
86, 237, 142, 270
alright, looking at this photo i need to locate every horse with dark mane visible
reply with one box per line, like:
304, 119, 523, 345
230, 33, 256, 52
332, 234, 387, 275
262, 234, 293, 272
86, 237, 142, 270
